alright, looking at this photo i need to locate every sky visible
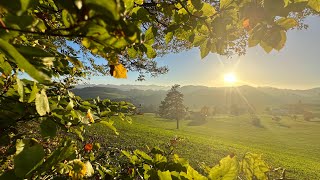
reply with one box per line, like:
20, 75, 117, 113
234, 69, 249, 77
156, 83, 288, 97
87, 16, 320, 90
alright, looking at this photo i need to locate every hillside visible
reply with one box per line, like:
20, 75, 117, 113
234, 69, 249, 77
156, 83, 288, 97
72, 85, 320, 110
86, 113, 320, 179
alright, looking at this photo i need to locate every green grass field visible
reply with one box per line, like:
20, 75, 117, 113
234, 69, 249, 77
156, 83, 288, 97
86, 113, 320, 179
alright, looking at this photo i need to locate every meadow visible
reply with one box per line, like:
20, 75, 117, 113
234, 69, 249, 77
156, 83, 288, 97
86, 113, 320, 179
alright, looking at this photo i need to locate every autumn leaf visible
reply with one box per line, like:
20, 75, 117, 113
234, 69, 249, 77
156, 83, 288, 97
110, 64, 127, 79
243, 19, 251, 30
84, 143, 93, 152
86, 109, 94, 123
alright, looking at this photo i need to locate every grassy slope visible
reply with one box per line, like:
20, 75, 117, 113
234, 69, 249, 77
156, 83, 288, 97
86, 114, 320, 179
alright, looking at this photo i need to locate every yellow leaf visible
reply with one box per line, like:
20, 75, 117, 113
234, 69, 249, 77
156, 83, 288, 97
86, 109, 94, 123
112, 64, 127, 79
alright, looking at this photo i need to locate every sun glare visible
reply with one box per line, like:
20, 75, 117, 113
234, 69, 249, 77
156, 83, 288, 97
224, 73, 237, 84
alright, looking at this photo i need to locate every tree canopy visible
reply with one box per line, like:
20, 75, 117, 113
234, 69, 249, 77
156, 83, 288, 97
0, 0, 319, 179
159, 84, 186, 129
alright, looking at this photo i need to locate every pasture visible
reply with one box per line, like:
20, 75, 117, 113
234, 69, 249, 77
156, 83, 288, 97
86, 113, 320, 179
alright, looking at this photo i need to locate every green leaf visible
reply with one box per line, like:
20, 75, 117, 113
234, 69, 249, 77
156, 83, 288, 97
144, 26, 156, 45
127, 47, 138, 58
158, 170, 172, 180
201, 3, 216, 16
276, 18, 298, 30
0, 24, 20, 41
70, 127, 84, 141
180, 166, 207, 180
220, 0, 234, 9
14, 45, 53, 57
248, 35, 260, 47
16, 78, 24, 102
284, 0, 290, 7
308, 0, 320, 12
208, 155, 238, 180
135, 0, 144, 5
144, 44, 157, 59
100, 120, 119, 135
85, 161, 95, 177
0, 170, 19, 180
56, 163, 72, 175
124, 0, 134, 11
241, 153, 269, 180
66, 57, 83, 68
15, 139, 29, 155
0, 54, 12, 75
0, 39, 50, 84
35, 89, 50, 116
14, 141, 45, 178
62, 9, 71, 28
0, 0, 39, 15
40, 119, 57, 138
154, 154, 167, 164
260, 41, 273, 53
200, 40, 210, 59
165, 32, 174, 44
28, 82, 38, 103
134, 149, 153, 162
66, 100, 74, 110
85, 0, 120, 20
39, 140, 76, 173
191, 0, 203, 10
274, 30, 287, 51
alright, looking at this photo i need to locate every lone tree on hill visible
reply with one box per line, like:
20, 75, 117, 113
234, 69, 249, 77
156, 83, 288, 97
159, 85, 186, 129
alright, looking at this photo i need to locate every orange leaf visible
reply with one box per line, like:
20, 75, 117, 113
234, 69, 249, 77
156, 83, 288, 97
111, 64, 127, 79
84, 143, 93, 152
243, 18, 251, 30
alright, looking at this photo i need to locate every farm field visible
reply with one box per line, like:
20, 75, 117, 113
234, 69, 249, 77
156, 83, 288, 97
86, 113, 320, 179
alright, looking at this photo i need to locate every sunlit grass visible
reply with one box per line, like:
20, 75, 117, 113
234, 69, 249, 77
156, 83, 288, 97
86, 113, 320, 179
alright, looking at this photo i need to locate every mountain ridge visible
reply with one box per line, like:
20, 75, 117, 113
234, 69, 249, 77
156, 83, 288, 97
72, 84, 320, 111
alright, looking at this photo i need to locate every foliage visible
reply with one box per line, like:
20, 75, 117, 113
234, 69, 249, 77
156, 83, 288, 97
159, 85, 186, 129
0, 0, 319, 179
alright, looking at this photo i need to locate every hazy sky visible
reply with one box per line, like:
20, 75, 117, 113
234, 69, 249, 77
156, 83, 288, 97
88, 16, 320, 90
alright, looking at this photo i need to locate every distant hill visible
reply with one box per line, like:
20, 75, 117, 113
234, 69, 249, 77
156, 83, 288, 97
75, 84, 170, 91
72, 85, 320, 111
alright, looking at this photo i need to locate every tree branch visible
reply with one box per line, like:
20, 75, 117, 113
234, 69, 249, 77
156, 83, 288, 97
0, 26, 86, 38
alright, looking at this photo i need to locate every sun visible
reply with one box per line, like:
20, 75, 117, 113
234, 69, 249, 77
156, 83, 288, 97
224, 73, 237, 84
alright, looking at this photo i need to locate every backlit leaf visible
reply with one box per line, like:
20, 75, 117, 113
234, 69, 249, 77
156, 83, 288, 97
0, 39, 50, 83
241, 153, 269, 180
276, 18, 298, 30
35, 89, 50, 116
112, 64, 127, 79
208, 155, 238, 180
16, 78, 24, 102
14, 140, 45, 178
201, 3, 216, 16
308, 0, 320, 12
144, 44, 157, 59
135, 0, 144, 5
220, 0, 234, 9
85, 0, 120, 20
158, 170, 172, 180
100, 120, 119, 135
28, 82, 38, 103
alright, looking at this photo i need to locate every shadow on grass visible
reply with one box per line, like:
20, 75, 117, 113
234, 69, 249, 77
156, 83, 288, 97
155, 118, 175, 122
277, 122, 291, 128
187, 119, 208, 126
307, 119, 320, 123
